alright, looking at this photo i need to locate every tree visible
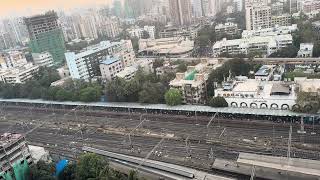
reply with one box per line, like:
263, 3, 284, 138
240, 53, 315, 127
106, 77, 128, 102
269, 45, 299, 58
58, 164, 76, 180
165, 89, 182, 106
294, 92, 320, 113
152, 58, 164, 71
208, 96, 228, 107
313, 42, 320, 57
76, 153, 109, 180
79, 86, 102, 102
34, 67, 60, 87
139, 82, 165, 104
131, 37, 139, 52
176, 62, 187, 73
30, 161, 55, 180
141, 30, 150, 39
55, 89, 73, 101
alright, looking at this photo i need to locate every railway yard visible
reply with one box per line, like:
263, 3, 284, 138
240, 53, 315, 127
1, 104, 320, 179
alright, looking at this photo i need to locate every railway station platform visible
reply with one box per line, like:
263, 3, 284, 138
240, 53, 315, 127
213, 153, 320, 180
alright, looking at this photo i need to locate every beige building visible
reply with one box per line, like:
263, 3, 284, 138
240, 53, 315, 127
245, 5, 271, 30
100, 56, 124, 81
271, 14, 291, 27
169, 59, 220, 104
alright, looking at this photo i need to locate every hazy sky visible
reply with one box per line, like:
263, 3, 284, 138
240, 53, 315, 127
0, 0, 114, 18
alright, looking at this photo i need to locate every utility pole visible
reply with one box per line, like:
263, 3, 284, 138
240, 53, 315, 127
185, 136, 191, 158
207, 112, 218, 128
128, 119, 147, 146
250, 165, 255, 180
297, 116, 306, 134
311, 116, 316, 135
287, 125, 292, 163
136, 137, 165, 171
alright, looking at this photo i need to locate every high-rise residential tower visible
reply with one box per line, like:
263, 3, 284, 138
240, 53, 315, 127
24, 11, 66, 65
245, 5, 271, 30
169, 0, 192, 26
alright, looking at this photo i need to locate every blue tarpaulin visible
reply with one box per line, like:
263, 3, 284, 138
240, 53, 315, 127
55, 159, 68, 176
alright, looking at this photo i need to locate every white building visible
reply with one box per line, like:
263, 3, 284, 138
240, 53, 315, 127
212, 34, 293, 57
0, 51, 28, 70
245, 5, 271, 30
0, 63, 39, 84
128, 26, 155, 39
116, 66, 138, 80
115, 59, 153, 80
241, 24, 298, 38
234, 0, 244, 11
227, 5, 235, 14
254, 65, 284, 81
297, 43, 314, 57
215, 22, 239, 36
32, 52, 54, 67
65, 40, 131, 80
271, 2, 284, 15
215, 79, 297, 110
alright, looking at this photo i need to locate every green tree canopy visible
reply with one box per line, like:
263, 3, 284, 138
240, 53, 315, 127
165, 88, 182, 106
269, 45, 299, 58
208, 96, 228, 107
76, 153, 109, 180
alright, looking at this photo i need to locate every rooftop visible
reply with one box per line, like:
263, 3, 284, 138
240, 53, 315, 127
101, 56, 120, 65
0, 98, 307, 116
0, 133, 23, 147
255, 65, 274, 76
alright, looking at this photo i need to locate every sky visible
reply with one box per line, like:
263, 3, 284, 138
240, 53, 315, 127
0, 0, 114, 18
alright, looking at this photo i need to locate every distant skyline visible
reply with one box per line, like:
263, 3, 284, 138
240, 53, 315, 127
0, 0, 116, 18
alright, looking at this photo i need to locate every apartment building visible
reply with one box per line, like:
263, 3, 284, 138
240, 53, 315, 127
0, 133, 32, 179
32, 52, 54, 67
65, 40, 131, 80
271, 14, 291, 27
242, 24, 297, 38
245, 5, 271, 30
215, 22, 240, 36
297, 43, 314, 58
0, 63, 39, 84
169, 59, 220, 104
128, 26, 155, 39
159, 25, 200, 40
24, 11, 66, 65
212, 34, 293, 57
100, 56, 124, 81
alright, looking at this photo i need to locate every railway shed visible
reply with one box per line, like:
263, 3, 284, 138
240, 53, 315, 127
0, 98, 311, 123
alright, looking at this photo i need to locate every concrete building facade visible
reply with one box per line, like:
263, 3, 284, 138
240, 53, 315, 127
0, 133, 32, 179
169, 0, 193, 26
32, 52, 54, 67
245, 5, 271, 30
65, 40, 129, 80
24, 11, 66, 65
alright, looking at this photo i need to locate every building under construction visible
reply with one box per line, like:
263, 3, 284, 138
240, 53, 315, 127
0, 133, 32, 179
24, 11, 66, 65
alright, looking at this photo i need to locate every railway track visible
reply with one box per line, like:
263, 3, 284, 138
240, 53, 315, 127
1, 105, 320, 175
